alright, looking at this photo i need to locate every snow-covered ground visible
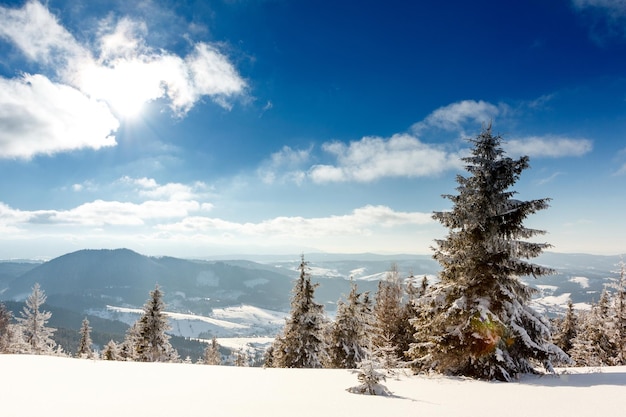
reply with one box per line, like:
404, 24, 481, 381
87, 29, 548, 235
1, 355, 624, 417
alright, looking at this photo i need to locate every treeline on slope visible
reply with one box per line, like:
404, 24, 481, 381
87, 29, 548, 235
552, 262, 626, 366
0, 284, 213, 363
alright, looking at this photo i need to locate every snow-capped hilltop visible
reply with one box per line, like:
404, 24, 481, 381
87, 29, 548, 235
91, 304, 287, 339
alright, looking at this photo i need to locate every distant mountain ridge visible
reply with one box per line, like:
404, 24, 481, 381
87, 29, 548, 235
0, 248, 623, 357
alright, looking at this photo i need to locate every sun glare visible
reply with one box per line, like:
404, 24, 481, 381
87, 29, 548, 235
79, 61, 161, 119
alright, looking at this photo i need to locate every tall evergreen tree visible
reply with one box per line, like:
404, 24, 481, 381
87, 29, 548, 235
271, 255, 326, 368
327, 283, 370, 368
76, 317, 94, 359
372, 264, 411, 364
16, 283, 57, 355
131, 285, 179, 362
408, 126, 564, 381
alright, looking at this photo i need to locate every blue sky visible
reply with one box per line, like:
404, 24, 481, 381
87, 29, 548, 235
0, 0, 625, 259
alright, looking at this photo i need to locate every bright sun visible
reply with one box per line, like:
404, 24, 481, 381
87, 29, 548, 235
79, 61, 160, 119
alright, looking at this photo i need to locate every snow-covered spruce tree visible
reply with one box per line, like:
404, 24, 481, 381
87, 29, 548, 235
0, 302, 11, 353
132, 285, 179, 362
76, 317, 94, 359
119, 321, 141, 361
327, 282, 370, 368
408, 126, 564, 381
203, 336, 222, 365
372, 264, 410, 364
102, 340, 120, 361
552, 299, 577, 361
235, 348, 249, 367
570, 289, 617, 366
609, 261, 626, 365
16, 283, 57, 355
271, 255, 327, 368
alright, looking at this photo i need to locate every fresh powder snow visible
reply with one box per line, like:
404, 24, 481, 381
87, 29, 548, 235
1, 355, 624, 417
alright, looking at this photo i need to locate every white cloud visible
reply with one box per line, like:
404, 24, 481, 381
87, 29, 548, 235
0, 1, 246, 158
537, 172, 564, 185
119, 176, 213, 202
257, 98, 595, 185
309, 134, 463, 183
0, 74, 118, 159
505, 136, 593, 158
0, 176, 216, 231
412, 100, 505, 134
0, 1, 87, 68
158, 205, 433, 238
49, 199, 202, 226
258, 146, 312, 184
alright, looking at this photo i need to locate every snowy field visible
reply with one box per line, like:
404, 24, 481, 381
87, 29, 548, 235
1, 355, 625, 417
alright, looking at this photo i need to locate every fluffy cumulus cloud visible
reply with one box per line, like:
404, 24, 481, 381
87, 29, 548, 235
260, 98, 594, 185
0, 74, 118, 158
310, 134, 463, 183
0, 1, 246, 159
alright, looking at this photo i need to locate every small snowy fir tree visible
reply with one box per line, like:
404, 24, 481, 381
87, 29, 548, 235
327, 282, 370, 368
76, 317, 94, 359
16, 283, 57, 354
119, 321, 141, 361
102, 340, 120, 361
0, 303, 30, 354
203, 336, 222, 365
347, 355, 391, 396
0, 302, 12, 353
408, 126, 565, 381
271, 255, 327, 368
609, 261, 626, 364
132, 285, 179, 362
263, 345, 276, 367
235, 348, 248, 367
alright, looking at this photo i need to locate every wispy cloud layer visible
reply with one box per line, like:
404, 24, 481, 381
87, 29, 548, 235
0, 174, 434, 255
505, 136, 593, 158
157, 205, 433, 238
411, 100, 507, 135
572, 0, 626, 16
0, 1, 246, 159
